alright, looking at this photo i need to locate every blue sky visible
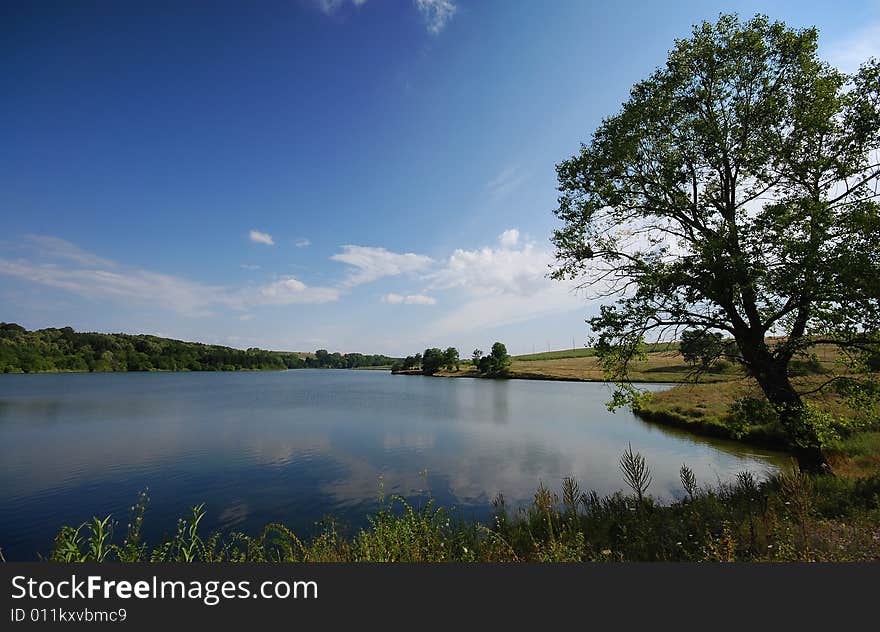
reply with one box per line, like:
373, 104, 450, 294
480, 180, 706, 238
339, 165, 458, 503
3, 0, 879, 356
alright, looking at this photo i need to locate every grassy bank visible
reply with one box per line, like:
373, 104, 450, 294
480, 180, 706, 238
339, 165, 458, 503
635, 378, 880, 476
39, 455, 880, 562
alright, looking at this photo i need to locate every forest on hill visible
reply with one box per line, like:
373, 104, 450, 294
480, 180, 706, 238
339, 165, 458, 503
0, 323, 396, 373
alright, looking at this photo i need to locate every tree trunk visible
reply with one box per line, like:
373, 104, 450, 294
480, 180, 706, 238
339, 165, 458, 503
752, 362, 830, 474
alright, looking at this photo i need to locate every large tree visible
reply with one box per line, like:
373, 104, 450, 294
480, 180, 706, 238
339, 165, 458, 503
551, 14, 880, 471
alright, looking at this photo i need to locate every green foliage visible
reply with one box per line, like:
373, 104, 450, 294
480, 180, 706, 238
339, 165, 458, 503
471, 349, 483, 366
305, 349, 397, 369
421, 348, 445, 375
473, 342, 512, 376
0, 323, 397, 374
726, 397, 780, 439
0, 323, 306, 373
394, 342, 510, 377
443, 347, 460, 371
680, 330, 729, 371
725, 398, 874, 449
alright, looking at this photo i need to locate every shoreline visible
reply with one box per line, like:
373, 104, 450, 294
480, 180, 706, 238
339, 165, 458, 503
390, 368, 699, 385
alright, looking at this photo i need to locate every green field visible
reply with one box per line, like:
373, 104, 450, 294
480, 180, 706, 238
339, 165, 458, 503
512, 342, 678, 362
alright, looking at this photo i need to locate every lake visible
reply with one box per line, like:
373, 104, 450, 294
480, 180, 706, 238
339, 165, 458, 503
0, 370, 787, 560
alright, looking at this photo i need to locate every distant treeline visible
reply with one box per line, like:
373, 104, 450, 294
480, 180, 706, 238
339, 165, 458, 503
0, 323, 396, 374
304, 349, 398, 369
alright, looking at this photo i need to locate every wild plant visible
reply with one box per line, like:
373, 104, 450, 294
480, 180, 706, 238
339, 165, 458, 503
50, 525, 87, 562
86, 515, 113, 562
256, 522, 309, 562
680, 465, 698, 500
776, 468, 815, 559
562, 476, 581, 517
112, 489, 149, 562
152, 503, 207, 562
620, 443, 652, 504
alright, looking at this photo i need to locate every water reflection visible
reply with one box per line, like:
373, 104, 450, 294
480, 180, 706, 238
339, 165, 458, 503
0, 370, 787, 560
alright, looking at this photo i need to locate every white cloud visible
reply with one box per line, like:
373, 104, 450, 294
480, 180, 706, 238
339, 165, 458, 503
383, 293, 437, 305
415, 0, 457, 34
295, 238, 312, 248
331, 245, 434, 287
429, 238, 551, 297
248, 230, 275, 246
825, 21, 880, 73
404, 293, 436, 305
498, 228, 520, 248
252, 276, 341, 305
240, 264, 261, 270
420, 229, 584, 338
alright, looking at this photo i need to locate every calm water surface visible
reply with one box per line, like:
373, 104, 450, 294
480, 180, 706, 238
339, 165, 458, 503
0, 370, 787, 559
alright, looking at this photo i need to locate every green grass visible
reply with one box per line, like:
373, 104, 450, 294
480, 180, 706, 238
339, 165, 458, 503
513, 342, 679, 362
827, 432, 880, 479
513, 348, 598, 361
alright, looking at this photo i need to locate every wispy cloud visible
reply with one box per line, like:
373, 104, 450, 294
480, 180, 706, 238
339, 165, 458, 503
312, 0, 367, 15
0, 257, 226, 317
310, 0, 456, 35
487, 165, 526, 202
240, 263, 261, 270
248, 229, 275, 246
422, 286, 582, 340
415, 0, 457, 35
383, 293, 437, 305
23, 234, 116, 268
0, 235, 339, 316
331, 245, 434, 287
825, 21, 880, 73
295, 238, 312, 248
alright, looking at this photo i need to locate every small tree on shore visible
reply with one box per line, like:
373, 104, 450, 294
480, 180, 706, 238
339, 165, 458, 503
680, 329, 728, 371
474, 342, 511, 376
472, 349, 483, 367
489, 342, 511, 376
444, 347, 460, 371
421, 348, 445, 375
